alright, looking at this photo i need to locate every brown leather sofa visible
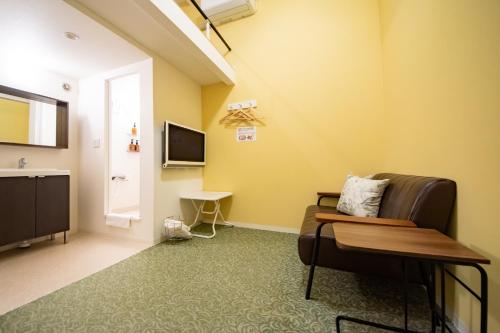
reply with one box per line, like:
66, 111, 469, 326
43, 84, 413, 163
298, 173, 456, 298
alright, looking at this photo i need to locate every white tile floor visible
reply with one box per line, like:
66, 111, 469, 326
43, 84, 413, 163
0, 232, 151, 315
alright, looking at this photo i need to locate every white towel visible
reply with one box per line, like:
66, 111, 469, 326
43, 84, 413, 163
106, 213, 131, 229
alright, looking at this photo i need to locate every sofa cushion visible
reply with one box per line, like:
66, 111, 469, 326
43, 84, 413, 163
337, 175, 390, 217
373, 173, 456, 231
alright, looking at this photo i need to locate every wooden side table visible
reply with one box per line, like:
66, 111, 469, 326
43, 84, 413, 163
333, 223, 490, 333
306, 213, 416, 299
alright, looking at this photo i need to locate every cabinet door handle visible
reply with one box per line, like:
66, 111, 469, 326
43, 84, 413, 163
38, 176, 46, 178
28, 176, 36, 178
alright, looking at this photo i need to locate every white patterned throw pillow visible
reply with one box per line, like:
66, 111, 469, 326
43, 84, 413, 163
337, 174, 390, 217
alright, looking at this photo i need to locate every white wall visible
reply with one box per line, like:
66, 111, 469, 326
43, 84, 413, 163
0, 63, 79, 235
108, 74, 141, 213
78, 59, 154, 243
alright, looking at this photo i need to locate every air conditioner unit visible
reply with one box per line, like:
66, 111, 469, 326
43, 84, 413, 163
201, 0, 256, 26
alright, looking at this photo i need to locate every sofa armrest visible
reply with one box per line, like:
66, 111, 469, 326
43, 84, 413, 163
315, 213, 416, 228
317, 192, 341, 206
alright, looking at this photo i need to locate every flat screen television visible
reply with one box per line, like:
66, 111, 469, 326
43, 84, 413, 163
163, 121, 206, 168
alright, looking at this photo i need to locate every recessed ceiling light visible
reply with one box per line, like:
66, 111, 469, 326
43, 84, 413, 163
64, 32, 80, 40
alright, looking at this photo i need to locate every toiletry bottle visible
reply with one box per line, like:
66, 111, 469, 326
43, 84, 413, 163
129, 139, 135, 151
135, 139, 140, 152
131, 122, 137, 137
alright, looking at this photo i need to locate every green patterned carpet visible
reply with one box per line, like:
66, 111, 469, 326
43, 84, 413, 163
0, 226, 434, 332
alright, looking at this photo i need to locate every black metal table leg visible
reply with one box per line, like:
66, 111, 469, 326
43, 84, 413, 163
336, 315, 413, 333
334, 260, 488, 333
443, 264, 488, 333
403, 260, 409, 332
336, 258, 415, 333
417, 261, 437, 333
305, 222, 326, 300
473, 263, 489, 333
430, 263, 437, 333
440, 264, 446, 333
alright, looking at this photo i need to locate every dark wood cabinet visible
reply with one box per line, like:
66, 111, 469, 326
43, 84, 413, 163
36, 176, 70, 237
0, 175, 69, 247
0, 177, 36, 246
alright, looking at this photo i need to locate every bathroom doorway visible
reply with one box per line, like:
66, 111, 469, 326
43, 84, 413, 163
107, 73, 141, 221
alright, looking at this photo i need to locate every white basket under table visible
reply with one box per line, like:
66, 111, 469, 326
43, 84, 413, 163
180, 191, 233, 239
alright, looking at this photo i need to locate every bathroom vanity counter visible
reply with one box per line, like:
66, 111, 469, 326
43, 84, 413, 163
0, 168, 70, 177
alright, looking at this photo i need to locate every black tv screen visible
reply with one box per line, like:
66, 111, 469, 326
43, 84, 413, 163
165, 122, 205, 166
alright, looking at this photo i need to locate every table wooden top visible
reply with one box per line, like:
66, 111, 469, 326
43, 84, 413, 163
316, 213, 416, 228
333, 223, 490, 265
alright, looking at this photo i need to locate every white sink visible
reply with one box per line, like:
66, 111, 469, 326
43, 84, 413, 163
0, 168, 70, 177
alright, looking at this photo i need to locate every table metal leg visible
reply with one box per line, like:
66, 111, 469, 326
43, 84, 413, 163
216, 205, 233, 227
476, 264, 489, 333
430, 263, 437, 333
189, 199, 204, 230
336, 260, 488, 333
418, 261, 437, 333
445, 264, 489, 333
208, 201, 219, 238
403, 260, 409, 332
336, 315, 412, 333
336, 259, 419, 333
440, 264, 446, 333
189, 199, 233, 239
305, 222, 326, 300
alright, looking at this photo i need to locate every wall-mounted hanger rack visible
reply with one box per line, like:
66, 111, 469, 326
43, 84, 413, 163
219, 100, 264, 125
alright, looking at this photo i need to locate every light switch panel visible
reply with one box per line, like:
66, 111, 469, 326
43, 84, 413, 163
92, 138, 101, 148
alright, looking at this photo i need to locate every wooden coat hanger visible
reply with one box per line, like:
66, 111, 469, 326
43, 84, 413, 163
219, 106, 263, 124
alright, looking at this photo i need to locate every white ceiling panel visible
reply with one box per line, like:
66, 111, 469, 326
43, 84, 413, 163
0, 0, 149, 79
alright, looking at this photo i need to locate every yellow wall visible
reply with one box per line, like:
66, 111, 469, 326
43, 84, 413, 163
153, 56, 203, 242
203, 0, 500, 329
0, 98, 29, 144
379, 0, 500, 331
154, 57, 201, 130
202, 0, 386, 229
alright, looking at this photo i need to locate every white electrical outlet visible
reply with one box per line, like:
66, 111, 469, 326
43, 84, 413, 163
227, 99, 257, 111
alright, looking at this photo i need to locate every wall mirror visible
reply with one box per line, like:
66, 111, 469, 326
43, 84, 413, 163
0, 85, 68, 148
